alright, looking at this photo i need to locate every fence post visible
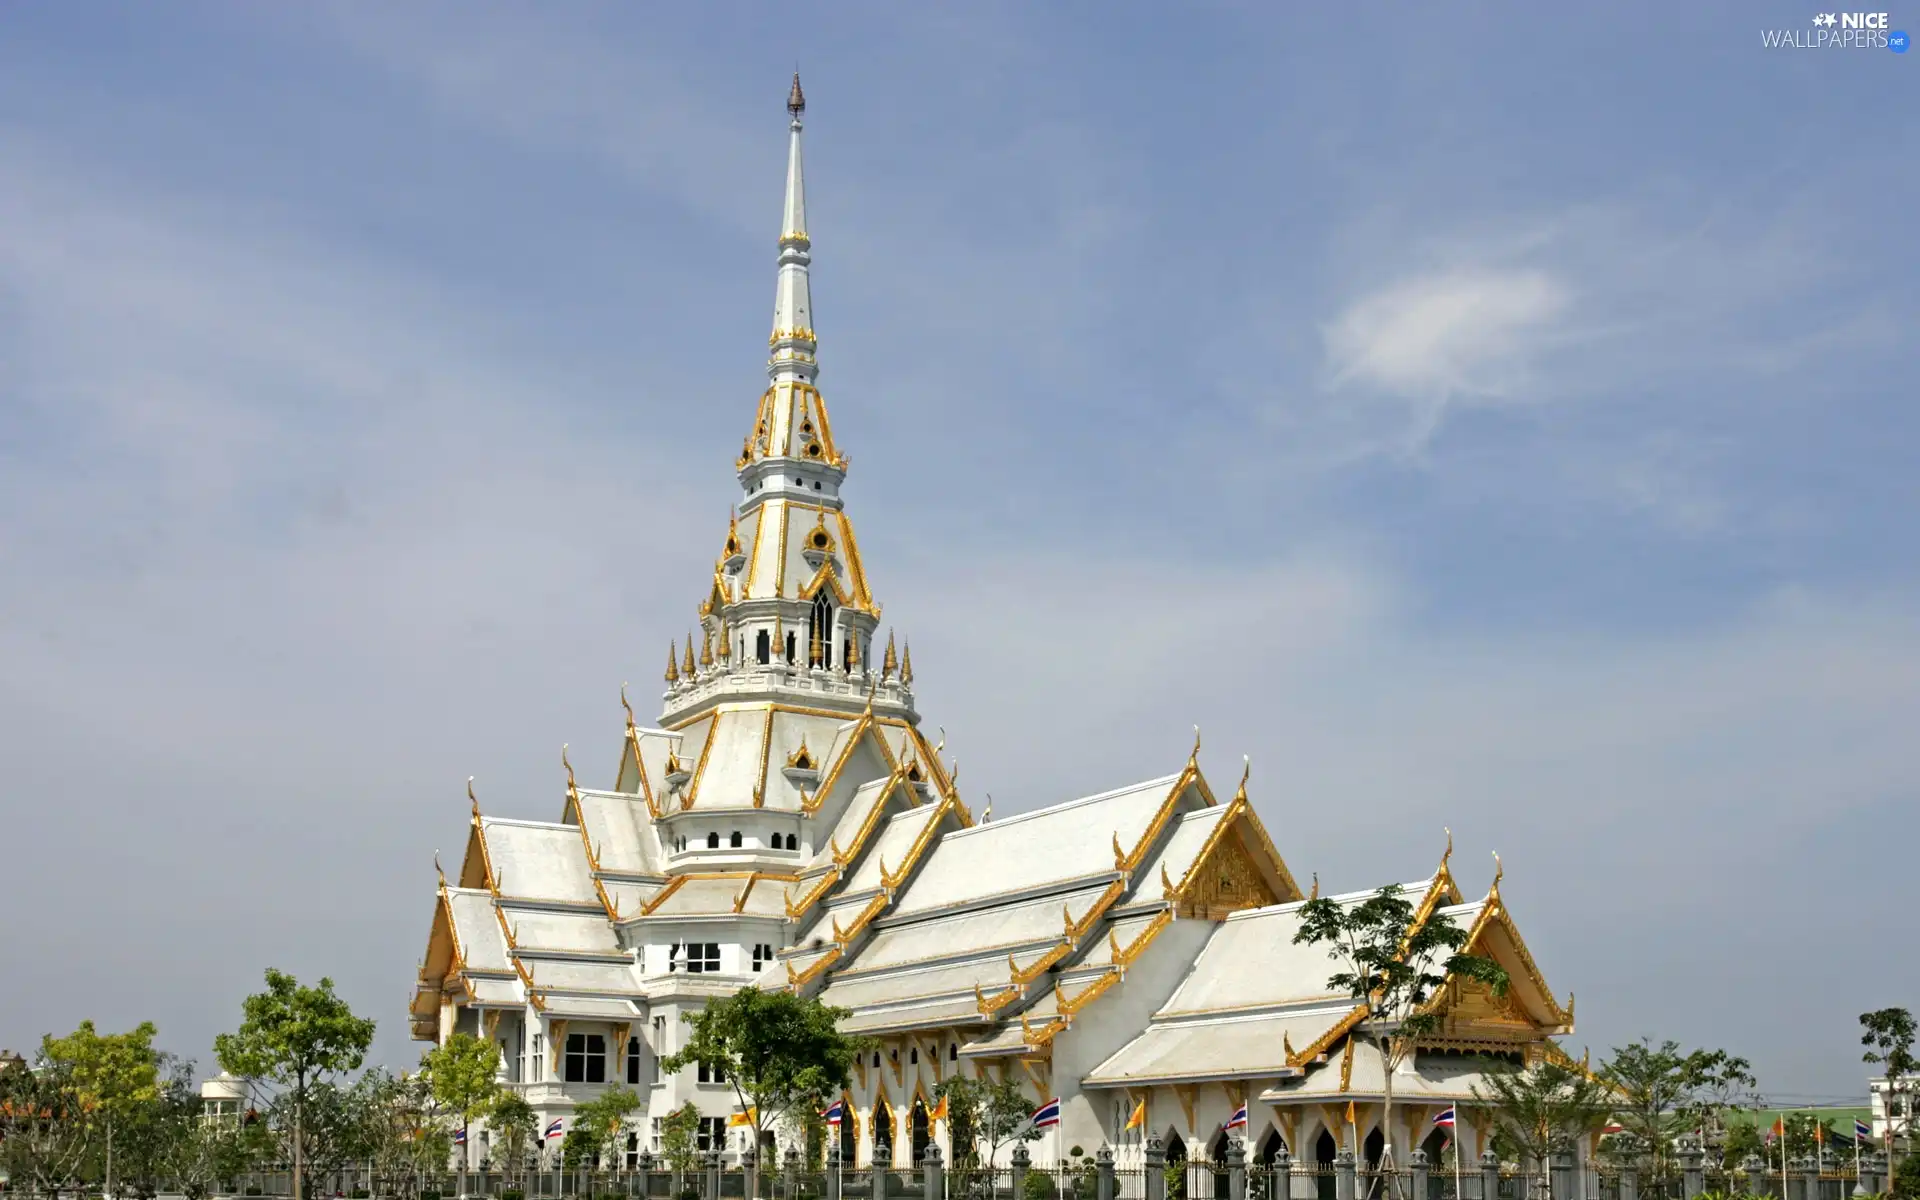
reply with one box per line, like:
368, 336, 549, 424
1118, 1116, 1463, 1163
1097, 1145, 1116, 1200
1410, 1150, 1428, 1200
1678, 1140, 1704, 1200
1618, 1159, 1637, 1200
1800, 1155, 1823, 1200
876, 1147, 891, 1200
1144, 1137, 1167, 1200
787, 1145, 802, 1200
1229, 1138, 1248, 1200
923, 1142, 944, 1200
744, 1144, 759, 1200
1868, 1151, 1888, 1198
827, 1142, 842, 1200
708, 1150, 723, 1200
1335, 1149, 1356, 1200
1549, 1144, 1575, 1200
1012, 1144, 1031, 1200
1271, 1149, 1292, 1200
1479, 1150, 1501, 1200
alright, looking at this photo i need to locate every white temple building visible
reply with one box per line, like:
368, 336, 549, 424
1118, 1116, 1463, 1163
413, 75, 1579, 1180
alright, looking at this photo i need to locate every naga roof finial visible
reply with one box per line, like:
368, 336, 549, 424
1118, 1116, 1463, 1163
468, 776, 480, 819
1235, 755, 1251, 803
1309, 872, 1320, 901
1490, 850, 1504, 902
562, 744, 577, 797
621, 682, 635, 728
1189, 724, 1202, 768
788, 72, 806, 119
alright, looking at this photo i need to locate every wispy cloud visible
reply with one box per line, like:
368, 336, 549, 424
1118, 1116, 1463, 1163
1322, 267, 1572, 450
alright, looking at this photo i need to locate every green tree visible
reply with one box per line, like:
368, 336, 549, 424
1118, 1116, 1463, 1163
572, 1085, 644, 1175
0, 1053, 92, 1200
1472, 1059, 1611, 1172
660, 1102, 702, 1175
662, 988, 866, 1181
487, 1092, 540, 1182
1598, 1039, 1757, 1181
140, 1067, 267, 1200
42, 1020, 163, 1200
1293, 881, 1509, 1184
359, 1071, 447, 1200
215, 970, 376, 1200
1862, 1008, 1915, 1150
421, 1033, 503, 1190
934, 1075, 1043, 1198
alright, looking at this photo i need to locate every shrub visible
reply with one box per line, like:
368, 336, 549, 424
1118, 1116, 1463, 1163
1895, 1153, 1920, 1200
501, 1191, 525, 1200
1023, 1171, 1060, 1200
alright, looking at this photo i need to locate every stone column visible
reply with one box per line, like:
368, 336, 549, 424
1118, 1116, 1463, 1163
637, 1151, 654, 1200
743, 1144, 758, 1200
1618, 1159, 1638, 1200
1800, 1155, 1823, 1200
786, 1145, 801, 1200
1097, 1146, 1116, 1200
1144, 1138, 1166, 1200
1678, 1140, 1705, 1200
1229, 1138, 1248, 1200
707, 1149, 723, 1200
876, 1145, 891, 1200
1479, 1149, 1501, 1200
924, 1143, 944, 1200
1335, 1149, 1356, 1200
1549, 1144, 1575, 1200
1410, 1149, 1428, 1200
1737, 1155, 1764, 1200
826, 1143, 842, 1200
1867, 1151, 1889, 1197
1271, 1149, 1292, 1200
1012, 1144, 1031, 1200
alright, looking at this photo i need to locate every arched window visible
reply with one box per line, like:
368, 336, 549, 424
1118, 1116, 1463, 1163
707, 832, 719, 849
948, 1043, 957, 1061
785, 833, 799, 851
730, 831, 743, 848
909, 1047, 918, 1064
808, 593, 834, 669
785, 631, 796, 664
756, 629, 771, 664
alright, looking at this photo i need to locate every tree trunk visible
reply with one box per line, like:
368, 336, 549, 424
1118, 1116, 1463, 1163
1380, 1031, 1398, 1200
294, 1077, 307, 1200
107, 1117, 116, 1200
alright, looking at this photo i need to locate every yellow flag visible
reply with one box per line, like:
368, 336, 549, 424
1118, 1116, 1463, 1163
1126, 1100, 1147, 1131
1345, 1101, 1357, 1125
729, 1107, 758, 1127
931, 1096, 949, 1121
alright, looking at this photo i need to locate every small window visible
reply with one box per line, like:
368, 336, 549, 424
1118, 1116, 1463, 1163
910, 1047, 918, 1064
730, 831, 743, 848
949, 1043, 958, 1062
627, 1036, 643, 1085
873, 1052, 881, 1068
531, 1034, 545, 1081
683, 942, 720, 974
789, 834, 800, 850
698, 1058, 729, 1085
752, 943, 776, 972
697, 1116, 727, 1151
707, 832, 720, 849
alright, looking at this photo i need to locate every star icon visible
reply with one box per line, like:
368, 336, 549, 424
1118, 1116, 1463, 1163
1813, 12, 1837, 26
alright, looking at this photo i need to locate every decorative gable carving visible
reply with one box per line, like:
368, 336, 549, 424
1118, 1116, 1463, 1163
1179, 823, 1278, 919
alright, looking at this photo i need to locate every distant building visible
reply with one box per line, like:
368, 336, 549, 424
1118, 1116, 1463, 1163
1870, 1077, 1912, 1143
199, 1071, 247, 1124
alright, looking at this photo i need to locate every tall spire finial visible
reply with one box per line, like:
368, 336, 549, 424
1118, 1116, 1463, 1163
788, 72, 806, 119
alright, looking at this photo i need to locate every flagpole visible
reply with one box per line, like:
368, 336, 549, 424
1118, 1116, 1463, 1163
1454, 1107, 1462, 1200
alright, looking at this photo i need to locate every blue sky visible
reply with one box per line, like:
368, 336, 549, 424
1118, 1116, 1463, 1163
0, 2, 1913, 1102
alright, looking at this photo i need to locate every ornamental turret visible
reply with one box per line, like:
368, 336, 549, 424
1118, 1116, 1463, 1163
660, 75, 915, 729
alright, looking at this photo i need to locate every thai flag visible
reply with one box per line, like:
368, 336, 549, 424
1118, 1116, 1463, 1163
1432, 1109, 1455, 1130
544, 1118, 565, 1142
1031, 1098, 1061, 1130
823, 1100, 844, 1126
1856, 1120, 1873, 1144
1227, 1104, 1248, 1130
453, 1128, 467, 1145
1602, 1122, 1625, 1136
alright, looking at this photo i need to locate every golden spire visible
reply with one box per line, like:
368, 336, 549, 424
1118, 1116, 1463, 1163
699, 627, 714, 668
665, 641, 680, 683
788, 71, 806, 118
882, 629, 898, 677
845, 629, 859, 668
900, 639, 913, 684
683, 634, 697, 678
717, 624, 731, 660
725, 507, 742, 557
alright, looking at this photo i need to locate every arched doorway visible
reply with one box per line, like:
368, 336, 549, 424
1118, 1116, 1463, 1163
1314, 1129, 1338, 1200
1361, 1129, 1386, 1200
1207, 1131, 1232, 1200
872, 1105, 894, 1168
837, 1108, 856, 1164
1420, 1127, 1451, 1172
1166, 1133, 1189, 1200
1257, 1131, 1288, 1200
911, 1100, 931, 1165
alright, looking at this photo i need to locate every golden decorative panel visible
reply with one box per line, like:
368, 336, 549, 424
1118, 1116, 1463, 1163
1181, 824, 1278, 919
